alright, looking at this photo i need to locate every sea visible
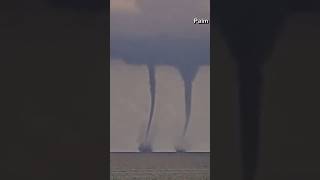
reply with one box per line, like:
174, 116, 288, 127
110, 152, 210, 180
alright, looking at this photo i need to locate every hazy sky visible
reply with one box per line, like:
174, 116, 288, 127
111, 0, 209, 39
110, 0, 210, 152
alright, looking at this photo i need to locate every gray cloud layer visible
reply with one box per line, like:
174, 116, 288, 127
111, 0, 210, 39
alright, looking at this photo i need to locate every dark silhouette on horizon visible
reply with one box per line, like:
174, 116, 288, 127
214, 0, 320, 179
111, 37, 210, 152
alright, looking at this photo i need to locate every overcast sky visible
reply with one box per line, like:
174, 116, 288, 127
111, 0, 209, 40
110, 0, 210, 152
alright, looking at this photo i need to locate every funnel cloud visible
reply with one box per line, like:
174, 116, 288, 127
139, 65, 156, 152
